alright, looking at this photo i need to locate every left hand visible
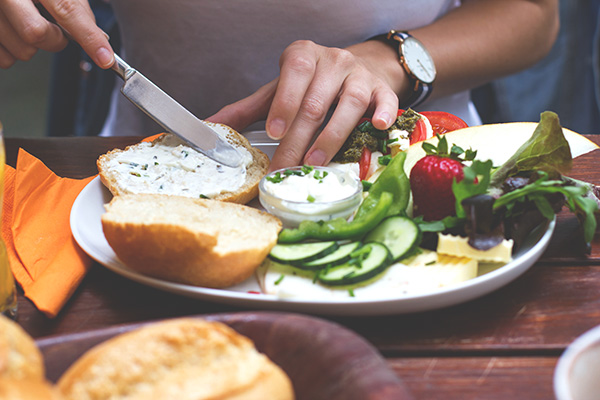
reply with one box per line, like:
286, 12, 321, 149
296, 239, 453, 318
208, 40, 402, 171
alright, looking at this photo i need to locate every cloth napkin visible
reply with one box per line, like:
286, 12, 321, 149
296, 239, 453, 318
2, 149, 95, 318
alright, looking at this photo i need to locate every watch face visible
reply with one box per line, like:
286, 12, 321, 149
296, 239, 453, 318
402, 37, 436, 84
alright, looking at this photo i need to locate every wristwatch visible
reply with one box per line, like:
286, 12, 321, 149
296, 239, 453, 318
385, 30, 436, 108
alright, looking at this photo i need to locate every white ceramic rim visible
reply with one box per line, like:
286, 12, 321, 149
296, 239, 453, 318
554, 324, 600, 400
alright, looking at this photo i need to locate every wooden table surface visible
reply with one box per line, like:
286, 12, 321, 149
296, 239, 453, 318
8, 135, 600, 400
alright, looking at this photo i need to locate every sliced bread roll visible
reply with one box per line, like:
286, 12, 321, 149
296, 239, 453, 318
57, 318, 295, 400
101, 194, 282, 288
97, 122, 269, 204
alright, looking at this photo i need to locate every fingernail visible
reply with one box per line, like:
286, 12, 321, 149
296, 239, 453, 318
267, 118, 286, 139
305, 149, 327, 166
102, 30, 111, 41
378, 111, 393, 127
96, 47, 114, 68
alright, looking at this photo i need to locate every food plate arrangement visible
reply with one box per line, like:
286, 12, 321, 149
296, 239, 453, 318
71, 136, 558, 316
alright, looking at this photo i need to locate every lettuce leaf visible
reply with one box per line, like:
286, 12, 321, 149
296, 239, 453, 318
490, 111, 573, 187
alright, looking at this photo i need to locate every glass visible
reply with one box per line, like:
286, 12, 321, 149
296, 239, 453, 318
0, 122, 17, 319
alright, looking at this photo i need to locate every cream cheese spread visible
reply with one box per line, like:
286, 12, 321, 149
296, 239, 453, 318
105, 135, 253, 198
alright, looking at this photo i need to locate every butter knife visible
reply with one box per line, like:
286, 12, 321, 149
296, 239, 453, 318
111, 54, 244, 168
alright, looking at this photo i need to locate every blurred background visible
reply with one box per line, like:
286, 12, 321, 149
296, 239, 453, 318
1, 0, 598, 139
0, 52, 52, 138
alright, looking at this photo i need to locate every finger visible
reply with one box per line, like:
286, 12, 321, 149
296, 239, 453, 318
304, 81, 372, 166
0, 8, 38, 61
41, 0, 113, 68
268, 60, 352, 170
0, 0, 67, 53
265, 41, 318, 140
207, 80, 277, 131
369, 85, 399, 130
0, 43, 16, 69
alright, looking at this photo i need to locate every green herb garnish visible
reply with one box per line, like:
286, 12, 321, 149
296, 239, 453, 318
266, 172, 284, 183
378, 155, 392, 166
274, 274, 285, 285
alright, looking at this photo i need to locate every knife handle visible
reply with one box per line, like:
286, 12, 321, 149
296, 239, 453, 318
55, 21, 132, 81
111, 54, 134, 81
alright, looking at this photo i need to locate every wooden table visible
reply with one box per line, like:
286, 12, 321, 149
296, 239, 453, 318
8, 135, 600, 400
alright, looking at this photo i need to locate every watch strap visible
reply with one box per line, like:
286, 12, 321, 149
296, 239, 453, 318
386, 30, 434, 108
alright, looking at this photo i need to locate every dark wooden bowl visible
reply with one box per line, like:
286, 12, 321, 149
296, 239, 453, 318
36, 311, 413, 400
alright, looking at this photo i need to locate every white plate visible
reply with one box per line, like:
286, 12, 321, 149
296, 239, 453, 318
71, 141, 555, 316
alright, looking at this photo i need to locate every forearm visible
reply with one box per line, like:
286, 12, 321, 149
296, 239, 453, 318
414, 0, 559, 99
348, 0, 559, 103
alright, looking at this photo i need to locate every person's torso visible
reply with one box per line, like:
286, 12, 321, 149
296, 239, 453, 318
105, 0, 473, 136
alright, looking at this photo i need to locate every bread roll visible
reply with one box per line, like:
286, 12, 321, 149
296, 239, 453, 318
0, 315, 44, 380
101, 194, 282, 288
57, 318, 294, 400
97, 123, 269, 204
0, 378, 64, 400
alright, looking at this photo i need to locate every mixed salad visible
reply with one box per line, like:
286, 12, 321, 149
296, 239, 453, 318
257, 111, 600, 297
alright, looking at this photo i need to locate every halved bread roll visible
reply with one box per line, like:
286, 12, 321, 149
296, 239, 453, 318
101, 194, 282, 288
57, 318, 294, 400
97, 123, 269, 204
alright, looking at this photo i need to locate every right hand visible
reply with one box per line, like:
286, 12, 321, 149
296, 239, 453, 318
0, 0, 113, 69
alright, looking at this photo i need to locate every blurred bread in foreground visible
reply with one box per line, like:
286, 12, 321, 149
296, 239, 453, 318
97, 123, 270, 204
57, 318, 294, 400
101, 194, 282, 288
0, 315, 44, 380
0, 378, 64, 400
0, 316, 63, 399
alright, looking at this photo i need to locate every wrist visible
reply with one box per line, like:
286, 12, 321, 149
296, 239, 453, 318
346, 39, 412, 99
371, 30, 437, 108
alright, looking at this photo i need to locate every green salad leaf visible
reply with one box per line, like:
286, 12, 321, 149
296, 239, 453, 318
490, 111, 573, 187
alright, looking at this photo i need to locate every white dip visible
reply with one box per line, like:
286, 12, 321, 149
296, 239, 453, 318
259, 166, 362, 228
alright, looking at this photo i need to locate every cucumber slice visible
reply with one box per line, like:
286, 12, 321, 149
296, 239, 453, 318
269, 241, 338, 264
318, 242, 392, 286
364, 216, 420, 260
296, 241, 362, 270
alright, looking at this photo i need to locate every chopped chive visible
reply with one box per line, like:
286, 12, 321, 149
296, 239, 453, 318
425, 260, 436, 266
362, 180, 372, 191
378, 155, 392, 165
274, 274, 285, 285
301, 165, 314, 175
200, 194, 209, 199
130, 172, 141, 177
266, 172, 284, 183
307, 195, 316, 203
348, 288, 355, 297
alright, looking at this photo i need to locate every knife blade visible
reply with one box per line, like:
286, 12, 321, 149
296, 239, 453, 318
111, 54, 244, 168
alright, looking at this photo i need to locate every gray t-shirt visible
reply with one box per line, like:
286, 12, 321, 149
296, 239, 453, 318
101, 0, 480, 137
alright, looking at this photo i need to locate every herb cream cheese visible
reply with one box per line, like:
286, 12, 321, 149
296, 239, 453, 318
104, 135, 253, 198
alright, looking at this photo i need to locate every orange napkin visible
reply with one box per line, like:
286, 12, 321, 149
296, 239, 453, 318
2, 149, 95, 318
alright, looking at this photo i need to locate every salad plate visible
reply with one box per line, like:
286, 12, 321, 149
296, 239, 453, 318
70, 138, 556, 316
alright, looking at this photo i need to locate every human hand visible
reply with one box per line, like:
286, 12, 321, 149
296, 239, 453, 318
208, 40, 403, 171
0, 0, 113, 69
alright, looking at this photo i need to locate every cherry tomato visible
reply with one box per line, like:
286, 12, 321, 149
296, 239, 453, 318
409, 118, 428, 144
358, 147, 371, 181
420, 111, 468, 136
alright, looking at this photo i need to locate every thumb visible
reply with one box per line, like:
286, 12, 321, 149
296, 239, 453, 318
206, 80, 277, 131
